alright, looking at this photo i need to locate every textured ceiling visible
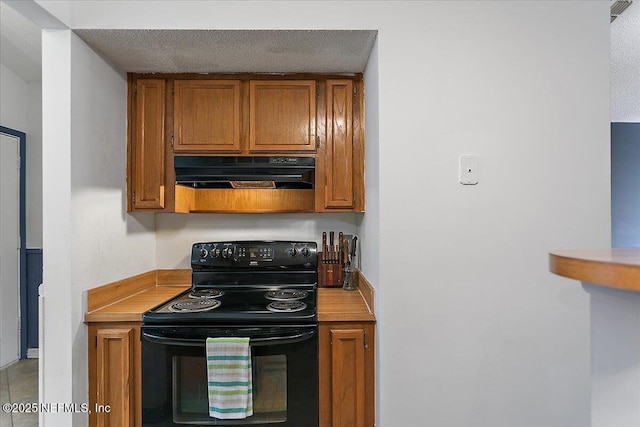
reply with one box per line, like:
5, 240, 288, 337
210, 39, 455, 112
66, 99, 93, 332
610, 1, 640, 121
1, 0, 638, 119
72, 29, 377, 74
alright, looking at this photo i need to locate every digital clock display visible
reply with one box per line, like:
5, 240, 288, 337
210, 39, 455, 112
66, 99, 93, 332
243, 246, 273, 261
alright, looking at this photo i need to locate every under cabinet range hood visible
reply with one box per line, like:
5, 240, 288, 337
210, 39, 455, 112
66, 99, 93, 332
174, 156, 315, 189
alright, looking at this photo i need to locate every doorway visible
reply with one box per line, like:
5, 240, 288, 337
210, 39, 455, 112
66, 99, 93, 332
0, 126, 26, 367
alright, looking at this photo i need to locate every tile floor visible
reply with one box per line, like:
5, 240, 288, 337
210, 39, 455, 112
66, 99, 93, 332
0, 359, 38, 427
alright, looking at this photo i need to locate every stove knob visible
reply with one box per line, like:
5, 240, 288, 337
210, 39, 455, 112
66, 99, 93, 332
222, 247, 233, 259
287, 247, 298, 257
300, 247, 311, 257
198, 248, 209, 258
211, 248, 221, 258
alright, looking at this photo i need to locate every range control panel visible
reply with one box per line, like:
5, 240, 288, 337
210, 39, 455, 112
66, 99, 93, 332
191, 241, 317, 269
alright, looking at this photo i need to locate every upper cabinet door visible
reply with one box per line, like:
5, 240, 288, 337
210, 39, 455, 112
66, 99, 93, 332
325, 80, 355, 209
173, 80, 241, 152
249, 80, 317, 152
132, 79, 165, 210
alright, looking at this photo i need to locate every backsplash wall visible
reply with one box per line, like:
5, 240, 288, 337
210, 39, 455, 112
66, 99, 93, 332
155, 213, 362, 268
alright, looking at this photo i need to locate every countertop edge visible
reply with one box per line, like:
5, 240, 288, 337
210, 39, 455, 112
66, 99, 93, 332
84, 312, 145, 323
549, 249, 640, 292
83, 285, 191, 323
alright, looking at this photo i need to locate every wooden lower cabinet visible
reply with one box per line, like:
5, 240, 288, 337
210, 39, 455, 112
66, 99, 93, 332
87, 320, 374, 427
88, 322, 141, 427
319, 322, 375, 427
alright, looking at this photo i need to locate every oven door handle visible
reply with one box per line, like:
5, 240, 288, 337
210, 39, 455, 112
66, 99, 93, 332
141, 330, 316, 347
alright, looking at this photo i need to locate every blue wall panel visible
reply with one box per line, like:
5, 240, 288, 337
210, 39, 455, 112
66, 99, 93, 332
611, 122, 640, 248
26, 249, 42, 349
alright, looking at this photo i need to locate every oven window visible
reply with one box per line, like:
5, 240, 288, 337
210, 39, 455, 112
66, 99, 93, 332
173, 354, 287, 425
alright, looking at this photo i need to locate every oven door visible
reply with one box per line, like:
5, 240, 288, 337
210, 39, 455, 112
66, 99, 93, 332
141, 325, 318, 427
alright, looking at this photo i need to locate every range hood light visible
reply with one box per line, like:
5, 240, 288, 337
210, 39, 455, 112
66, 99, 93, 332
230, 181, 277, 189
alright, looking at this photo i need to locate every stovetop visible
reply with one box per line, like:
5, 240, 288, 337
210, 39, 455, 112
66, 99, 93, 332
143, 285, 317, 324
143, 240, 318, 325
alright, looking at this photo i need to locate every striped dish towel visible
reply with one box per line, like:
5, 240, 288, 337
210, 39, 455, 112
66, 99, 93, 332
206, 337, 253, 419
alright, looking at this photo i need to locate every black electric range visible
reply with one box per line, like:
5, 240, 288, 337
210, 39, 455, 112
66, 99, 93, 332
142, 240, 318, 325
141, 241, 320, 427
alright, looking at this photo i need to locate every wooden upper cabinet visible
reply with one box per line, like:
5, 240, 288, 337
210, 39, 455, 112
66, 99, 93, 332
315, 79, 364, 213
131, 79, 165, 210
325, 80, 355, 209
127, 74, 365, 214
173, 80, 241, 152
249, 80, 317, 152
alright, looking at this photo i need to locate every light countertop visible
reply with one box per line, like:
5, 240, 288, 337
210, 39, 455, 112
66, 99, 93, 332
84, 269, 375, 323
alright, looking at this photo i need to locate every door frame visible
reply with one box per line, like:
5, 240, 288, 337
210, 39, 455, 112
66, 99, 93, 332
0, 126, 27, 359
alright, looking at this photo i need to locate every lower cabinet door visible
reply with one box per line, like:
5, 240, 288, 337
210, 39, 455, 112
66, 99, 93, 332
88, 323, 140, 427
319, 322, 375, 427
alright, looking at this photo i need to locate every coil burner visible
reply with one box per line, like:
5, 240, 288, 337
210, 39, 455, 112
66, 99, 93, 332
266, 300, 307, 313
189, 289, 225, 299
265, 289, 309, 301
169, 298, 221, 313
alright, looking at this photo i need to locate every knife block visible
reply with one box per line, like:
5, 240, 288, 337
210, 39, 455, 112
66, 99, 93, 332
318, 253, 343, 288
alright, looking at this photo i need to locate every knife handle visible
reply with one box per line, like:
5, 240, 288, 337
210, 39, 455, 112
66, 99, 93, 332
329, 232, 334, 263
322, 232, 327, 263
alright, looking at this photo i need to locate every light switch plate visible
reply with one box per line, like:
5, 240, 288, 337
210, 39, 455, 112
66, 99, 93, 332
459, 155, 479, 185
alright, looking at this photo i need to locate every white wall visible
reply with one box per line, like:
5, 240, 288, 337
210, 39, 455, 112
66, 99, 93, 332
0, 63, 43, 248
587, 284, 640, 427
360, 35, 381, 424
41, 29, 156, 425
26, 81, 42, 248
69, 31, 156, 423
360, 37, 380, 286
36, 1, 611, 426
376, 2, 608, 425
0, 63, 29, 131
41, 28, 73, 426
